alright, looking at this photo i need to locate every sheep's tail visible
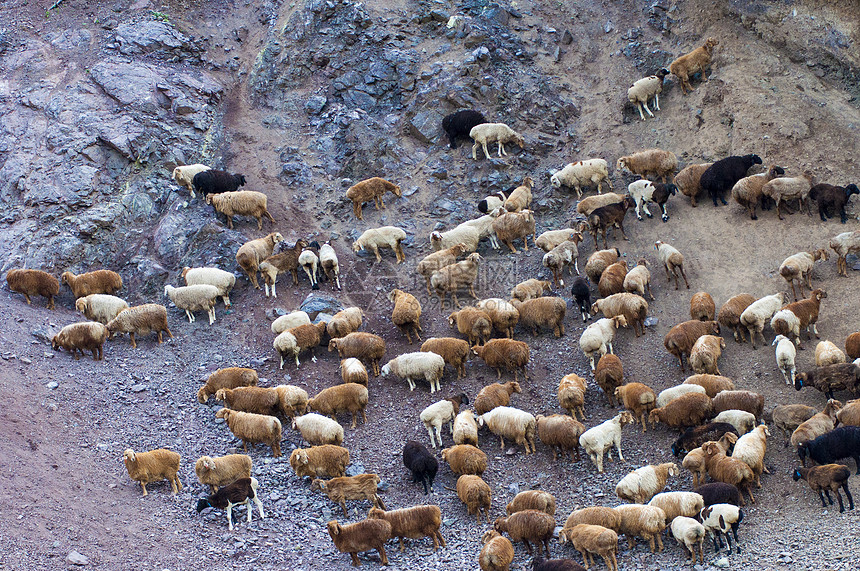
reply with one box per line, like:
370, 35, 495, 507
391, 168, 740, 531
443, 485, 458, 493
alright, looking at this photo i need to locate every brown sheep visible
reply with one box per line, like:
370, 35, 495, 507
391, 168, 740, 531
664, 320, 721, 371
194, 454, 252, 493
649, 393, 714, 429
205, 191, 275, 230
215, 408, 282, 457
457, 474, 492, 523
472, 339, 530, 381
494, 509, 555, 556
6, 269, 59, 309
307, 383, 369, 429
591, 292, 648, 337
718, 293, 757, 342
837, 399, 860, 427
702, 441, 756, 505
792, 464, 855, 513
690, 292, 716, 321
669, 37, 719, 95
328, 332, 386, 376
215, 386, 282, 417
311, 473, 386, 516
510, 278, 553, 302
367, 505, 446, 552
479, 530, 514, 571
105, 304, 173, 349
536, 414, 584, 462
790, 399, 843, 450
51, 321, 109, 360
258, 239, 308, 297
616, 149, 678, 183
595, 354, 624, 406
431, 253, 482, 309
598, 260, 629, 298
449, 306, 493, 346
326, 307, 364, 339
504, 177, 534, 212
289, 445, 350, 479
326, 519, 392, 567
585, 248, 622, 284
492, 210, 536, 253
509, 297, 566, 337
421, 337, 471, 379
772, 289, 827, 349
236, 232, 284, 289
689, 335, 726, 375
683, 374, 735, 398
558, 373, 587, 420
846, 332, 860, 360
61, 269, 122, 298
441, 444, 488, 475
615, 382, 657, 432
346, 176, 402, 220
506, 490, 557, 516
198, 367, 260, 404
675, 163, 713, 207
712, 390, 765, 422
283, 321, 328, 365
561, 507, 623, 536
475, 381, 522, 415
623, 259, 653, 300
567, 524, 620, 571
417, 243, 468, 295
476, 298, 520, 338
772, 404, 818, 440
588, 197, 636, 250
388, 288, 423, 344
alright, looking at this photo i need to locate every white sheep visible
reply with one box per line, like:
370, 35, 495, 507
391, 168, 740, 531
453, 409, 479, 446
181, 266, 236, 308
579, 316, 628, 371
292, 413, 344, 446
627, 179, 676, 222
615, 462, 679, 504
271, 310, 312, 334
420, 394, 469, 448
476, 406, 537, 454
319, 242, 341, 290
670, 516, 705, 563
699, 504, 743, 554
542, 238, 582, 287
461, 211, 503, 250
171, 163, 210, 197
381, 352, 446, 393
75, 293, 129, 324
739, 292, 787, 349
273, 331, 299, 369
654, 240, 690, 289
430, 224, 482, 253
772, 334, 797, 385
627, 69, 669, 121
299, 247, 320, 289
580, 412, 635, 473
469, 123, 525, 160
830, 230, 860, 277
713, 410, 756, 436
656, 384, 707, 408
353, 226, 407, 263
550, 159, 612, 198
648, 491, 705, 523
163, 284, 220, 325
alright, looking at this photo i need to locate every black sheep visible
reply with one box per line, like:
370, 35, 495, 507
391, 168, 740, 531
442, 109, 487, 149
671, 422, 738, 457
196, 477, 265, 530
531, 556, 587, 571
402, 440, 438, 494
809, 183, 859, 223
570, 276, 591, 323
797, 426, 860, 474
794, 362, 860, 400
651, 182, 677, 222
694, 482, 741, 507
700, 154, 762, 207
192, 169, 247, 197
587, 196, 636, 249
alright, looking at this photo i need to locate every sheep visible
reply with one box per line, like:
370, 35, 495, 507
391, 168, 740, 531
670, 516, 706, 564
403, 440, 438, 494
616, 462, 680, 504
196, 477, 265, 531
663, 320, 721, 371
780, 250, 829, 301
846, 332, 860, 360
459, 211, 506, 250
479, 529, 514, 571
731, 165, 786, 220
181, 266, 236, 308
311, 474, 386, 516
192, 169, 246, 197
329, 332, 386, 376
195, 454, 252, 493
771, 335, 798, 385
576, 193, 624, 217
671, 422, 738, 458
385, 289, 422, 344
597, 260, 628, 298
689, 335, 726, 375
830, 230, 860, 276
420, 393, 469, 448
675, 163, 713, 207
612, 504, 667, 552
352, 226, 407, 263
837, 399, 860, 426
579, 316, 628, 371
669, 37, 719, 94
278, 384, 312, 417
504, 177, 534, 212
421, 337, 471, 379
654, 240, 690, 290
417, 243, 468, 295
551, 159, 613, 197
579, 411, 635, 473
74, 293, 129, 325
164, 284, 219, 325
648, 491, 705, 524
205, 191, 275, 230
471, 339, 530, 381
700, 154, 763, 207
51, 321, 109, 361
564, 524, 618, 571
215, 385, 284, 417
587, 197, 636, 250
511, 278, 553, 302
122, 448, 182, 497
683, 374, 735, 398
106, 304, 173, 348
289, 445, 350, 479
701, 441, 756, 505
257, 238, 307, 297
448, 306, 492, 346
738, 292, 787, 348
561, 508, 623, 539
792, 464, 855, 512
682, 432, 738, 487
476, 298, 520, 338
627, 68, 670, 121
470, 123, 525, 160
477, 406, 537, 454
585, 248, 621, 284
558, 373, 587, 420
627, 180, 678, 222
382, 352, 446, 393
478, 190, 508, 214
797, 426, 860, 474
61, 269, 122, 299
430, 224, 481, 254
810, 183, 860, 223
443, 109, 488, 149
510, 297, 566, 338
326, 307, 363, 340
236, 232, 284, 290
5, 269, 59, 309
571, 277, 592, 324
531, 556, 589, 571
713, 410, 756, 436
536, 414, 585, 462
457, 474, 492, 523
326, 518, 392, 567
452, 410, 480, 447
712, 390, 765, 422
761, 170, 816, 220
317, 242, 341, 290
591, 292, 648, 337
493, 510, 555, 557
616, 149, 678, 183
694, 482, 741, 507
615, 383, 657, 432
493, 210, 536, 253
622, 259, 653, 300
171, 163, 210, 197
368, 505, 446, 552
441, 444, 487, 475
197, 368, 260, 404
772, 289, 827, 349
649, 393, 715, 430
432, 253, 482, 308
687, 292, 715, 323
772, 403, 818, 440
506, 490, 557, 516
273, 321, 328, 368
292, 413, 344, 446
298, 245, 320, 290
731, 424, 770, 487
537, 229, 580, 252
718, 293, 757, 342
790, 399, 844, 450
308, 383, 369, 429
698, 503, 744, 554
795, 363, 860, 400
594, 354, 624, 406
816, 340, 847, 367
216, 409, 282, 457
346, 177, 402, 220
476, 381, 522, 415
543, 238, 583, 287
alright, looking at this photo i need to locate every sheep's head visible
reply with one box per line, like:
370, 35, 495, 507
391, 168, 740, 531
440, 448, 450, 461
214, 389, 227, 401
387, 289, 402, 303
200, 456, 216, 470
60, 271, 74, 285
791, 468, 804, 482
380, 362, 392, 376
122, 449, 136, 463
367, 507, 385, 519
540, 280, 553, 292
453, 243, 469, 255
616, 157, 629, 173
327, 521, 341, 537
590, 301, 601, 316
466, 253, 482, 264
51, 333, 61, 351
648, 409, 662, 424
666, 463, 681, 476
204, 194, 214, 205
846, 184, 860, 196
521, 176, 534, 189
391, 184, 402, 197
703, 37, 719, 51
708, 321, 721, 335
272, 232, 284, 245
618, 411, 635, 426
493, 517, 508, 532
236, 174, 247, 186
550, 172, 562, 189
513, 133, 525, 149
215, 408, 231, 420
612, 315, 629, 329
481, 529, 502, 544
352, 241, 362, 253
197, 386, 210, 403
327, 339, 339, 352
74, 297, 87, 314
310, 479, 327, 492
508, 381, 522, 394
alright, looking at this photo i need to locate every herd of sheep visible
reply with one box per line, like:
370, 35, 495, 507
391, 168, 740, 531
6, 32, 860, 571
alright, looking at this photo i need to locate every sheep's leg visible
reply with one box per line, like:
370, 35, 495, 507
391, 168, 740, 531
129, 333, 137, 349
223, 294, 231, 308
823, 489, 834, 505
472, 142, 479, 160
842, 482, 854, 510
340, 501, 348, 517
226, 504, 235, 531
481, 141, 490, 159
353, 202, 362, 220
498, 435, 506, 450
636, 102, 646, 121
426, 425, 437, 448
497, 141, 506, 157
660, 202, 669, 222
252, 494, 266, 519
349, 552, 360, 566
372, 245, 382, 263
495, 368, 502, 379
642, 201, 653, 219
290, 270, 299, 286
226, 216, 234, 229
434, 425, 443, 447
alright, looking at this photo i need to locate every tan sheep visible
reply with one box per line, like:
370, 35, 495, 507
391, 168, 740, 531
616, 149, 678, 183
683, 374, 735, 398
615, 382, 657, 432
416, 243, 468, 295
236, 232, 284, 289
452, 410, 479, 446
292, 413, 344, 446
623, 259, 654, 300
655, 240, 690, 289
457, 474, 492, 523
718, 293, 757, 342
836, 399, 860, 427
537, 228, 579, 252
492, 210, 535, 253
307, 383, 369, 429
75, 294, 129, 324
431, 253, 482, 309
61, 269, 122, 298
732, 164, 786, 220
780, 249, 829, 301
420, 337, 471, 379
441, 444, 487, 475
353, 226, 407, 263
612, 504, 667, 552
830, 230, 860, 277
561, 507, 623, 537
577, 193, 624, 217
215, 408, 282, 457
215, 386, 282, 417
675, 163, 713, 207
689, 335, 726, 375
510, 278, 552, 302
506, 490, 557, 515
311, 474, 386, 516
475, 381, 522, 415
536, 414, 584, 462
194, 454, 252, 493
558, 373, 587, 420
205, 190, 275, 230
51, 321, 109, 361
340, 357, 369, 386
567, 524, 619, 571
591, 292, 648, 337
106, 304, 173, 349
326, 307, 363, 339
388, 288, 423, 344
664, 320, 721, 371
509, 296, 566, 337
328, 332, 386, 376
472, 339, 530, 381
815, 340, 847, 367
367, 505, 446, 552
616, 462, 679, 504
346, 176, 401, 220
682, 432, 737, 487
479, 529, 514, 571
289, 445, 350, 479
712, 390, 765, 421
790, 399, 842, 450
772, 403, 818, 439
448, 306, 493, 346
171, 163, 210, 197
585, 248, 621, 284
669, 37, 719, 95
762, 170, 816, 220
476, 298, 520, 338
542, 237, 584, 288
690, 292, 716, 321
5, 269, 59, 309
122, 448, 182, 497
197, 367, 260, 404
504, 177, 534, 212
470, 123, 525, 160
